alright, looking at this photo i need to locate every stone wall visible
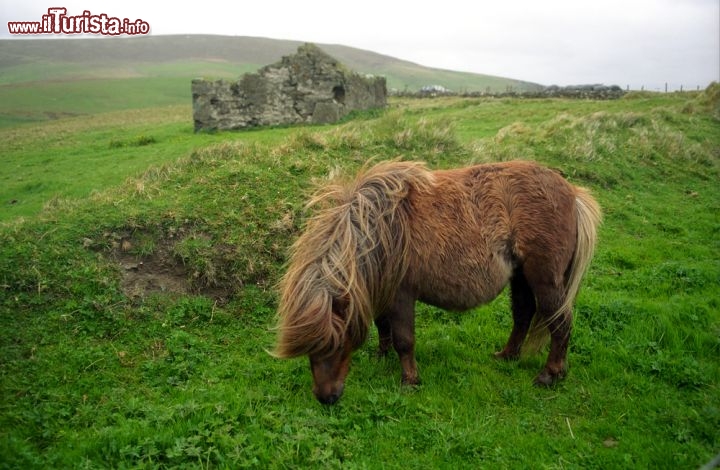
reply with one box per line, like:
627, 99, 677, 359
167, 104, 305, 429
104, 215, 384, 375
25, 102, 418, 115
393, 84, 625, 100
192, 44, 387, 131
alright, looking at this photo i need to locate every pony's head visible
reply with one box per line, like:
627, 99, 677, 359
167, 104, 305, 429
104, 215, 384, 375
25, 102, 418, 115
308, 328, 353, 405
306, 295, 357, 405
273, 283, 364, 405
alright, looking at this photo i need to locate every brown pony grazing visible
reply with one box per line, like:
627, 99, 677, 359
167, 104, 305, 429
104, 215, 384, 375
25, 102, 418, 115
274, 160, 601, 405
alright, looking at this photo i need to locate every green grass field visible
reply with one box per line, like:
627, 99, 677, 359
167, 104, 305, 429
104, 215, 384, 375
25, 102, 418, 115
1, 86, 719, 468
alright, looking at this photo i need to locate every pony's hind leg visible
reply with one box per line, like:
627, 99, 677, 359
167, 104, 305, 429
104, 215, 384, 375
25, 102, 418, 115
528, 279, 571, 386
534, 306, 571, 386
495, 268, 536, 360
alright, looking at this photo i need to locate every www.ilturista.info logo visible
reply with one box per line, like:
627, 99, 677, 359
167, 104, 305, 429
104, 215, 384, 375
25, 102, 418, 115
7, 8, 150, 36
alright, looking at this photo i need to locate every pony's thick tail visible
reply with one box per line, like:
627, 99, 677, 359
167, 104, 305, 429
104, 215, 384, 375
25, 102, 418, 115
524, 187, 601, 352
557, 187, 602, 320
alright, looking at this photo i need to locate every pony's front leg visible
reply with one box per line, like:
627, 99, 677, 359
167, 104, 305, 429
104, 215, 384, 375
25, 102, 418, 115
387, 291, 419, 385
374, 315, 392, 357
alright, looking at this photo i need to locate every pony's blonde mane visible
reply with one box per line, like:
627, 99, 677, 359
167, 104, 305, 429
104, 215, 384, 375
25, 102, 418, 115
274, 161, 435, 358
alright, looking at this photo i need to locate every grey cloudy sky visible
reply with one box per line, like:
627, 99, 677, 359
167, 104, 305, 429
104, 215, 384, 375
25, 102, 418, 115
3, 0, 719, 90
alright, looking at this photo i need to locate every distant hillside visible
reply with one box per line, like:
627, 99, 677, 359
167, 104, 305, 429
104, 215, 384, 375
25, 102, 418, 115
0, 34, 542, 93
0, 35, 543, 126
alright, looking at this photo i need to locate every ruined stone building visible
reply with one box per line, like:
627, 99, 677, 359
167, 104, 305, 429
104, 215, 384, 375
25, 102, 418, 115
191, 44, 387, 131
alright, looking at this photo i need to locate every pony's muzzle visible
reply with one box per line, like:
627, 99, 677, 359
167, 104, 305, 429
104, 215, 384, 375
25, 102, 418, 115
314, 383, 345, 405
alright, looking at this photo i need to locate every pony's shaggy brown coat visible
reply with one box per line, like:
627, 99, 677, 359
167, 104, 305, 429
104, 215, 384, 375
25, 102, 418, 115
274, 160, 600, 390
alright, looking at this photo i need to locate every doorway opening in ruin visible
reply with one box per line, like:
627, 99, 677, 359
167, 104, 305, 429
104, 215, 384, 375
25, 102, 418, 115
333, 85, 346, 104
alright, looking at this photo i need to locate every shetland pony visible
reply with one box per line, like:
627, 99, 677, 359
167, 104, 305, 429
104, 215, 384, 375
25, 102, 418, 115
274, 160, 601, 404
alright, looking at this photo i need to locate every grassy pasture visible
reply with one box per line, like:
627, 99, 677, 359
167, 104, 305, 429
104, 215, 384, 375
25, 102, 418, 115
0, 89, 719, 468
0, 77, 192, 127
0, 104, 301, 222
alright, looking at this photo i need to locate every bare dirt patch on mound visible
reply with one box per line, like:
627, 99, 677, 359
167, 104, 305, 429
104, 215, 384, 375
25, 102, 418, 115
98, 227, 235, 303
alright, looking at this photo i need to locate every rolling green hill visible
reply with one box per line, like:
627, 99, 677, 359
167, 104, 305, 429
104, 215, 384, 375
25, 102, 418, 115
0, 35, 542, 126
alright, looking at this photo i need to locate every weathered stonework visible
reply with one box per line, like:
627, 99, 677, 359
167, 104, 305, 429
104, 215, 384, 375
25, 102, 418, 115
192, 44, 387, 131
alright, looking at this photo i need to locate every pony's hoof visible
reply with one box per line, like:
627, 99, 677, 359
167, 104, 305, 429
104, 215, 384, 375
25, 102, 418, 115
533, 372, 556, 387
533, 367, 567, 387
494, 350, 519, 361
401, 375, 421, 387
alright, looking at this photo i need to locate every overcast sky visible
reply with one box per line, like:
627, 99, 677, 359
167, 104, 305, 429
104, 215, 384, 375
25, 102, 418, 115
3, 0, 719, 90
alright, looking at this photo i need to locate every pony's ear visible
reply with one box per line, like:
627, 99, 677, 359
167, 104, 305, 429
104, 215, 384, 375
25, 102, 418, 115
307, 304, 347, 359
273, 304, 342, 359
331, 296, 349, 319
331, 294, 369, 351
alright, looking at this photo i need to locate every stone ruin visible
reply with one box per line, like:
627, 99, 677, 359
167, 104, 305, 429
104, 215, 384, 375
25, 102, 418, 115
192, 44, 387, 131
